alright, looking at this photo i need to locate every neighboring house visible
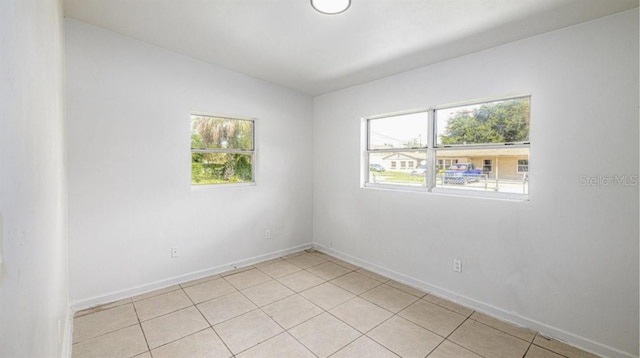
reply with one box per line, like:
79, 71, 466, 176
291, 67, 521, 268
382, 153, 422, 171
437, 147, 529, 181
382, 149, 528, 180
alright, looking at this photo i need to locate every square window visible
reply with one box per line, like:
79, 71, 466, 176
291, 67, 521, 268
191, 114, 255, 185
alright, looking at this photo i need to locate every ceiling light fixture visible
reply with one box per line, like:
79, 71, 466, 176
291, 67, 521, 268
311, 0, 350, 15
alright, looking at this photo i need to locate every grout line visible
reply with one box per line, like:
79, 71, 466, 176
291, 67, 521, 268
130, 300, 152, 355
426, 315, 493, 358
71, 322, 142, 346
75, 249, 578, 358
185, 284, 236, 357
467, 313, 538, 345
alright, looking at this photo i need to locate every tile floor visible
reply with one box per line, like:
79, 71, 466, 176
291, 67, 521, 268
72, 250, 600, 358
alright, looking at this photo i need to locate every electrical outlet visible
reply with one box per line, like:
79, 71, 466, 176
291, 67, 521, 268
265, 229, 271, 239
171, 247, 178, 258
453, 258, 462, 273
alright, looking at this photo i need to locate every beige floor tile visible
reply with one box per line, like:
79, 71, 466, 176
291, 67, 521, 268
300, 282, 355, 310
398, 299, 467, 337
449, 319, 530, 358
213, 309, 283, 354
179, 274, 220, 288
241, 280, 295, 307
71, 324, 147, 358
277, 270, 326, 292
134, 289, 193, 321
327, 258, 360, 271
525, 344, 566, 358
253, 257, 284, 268
307, 249, 328, 256
257, 260, 302, 278
151, 328, 232, 358
331, 271, 383, 294
183, 277, 237, 304
133, 352, 152, 358
73, 303, 139, 343
331, 336, 399, 358
368, 316, 443, 358
427, 340, 483, 358
281, 250, 306, 259
236, 332, 316, 358
361, 284, 419, 313
285, 253, 328, 269
223, 268, 272, 290
262, 294, 323, 329
533, 335, 600, 358
356, 268, 390, 283
288, 313, 361, 358
329, 297, 393, 333
387, 280, 426, 298
132, 285, 181, 301
197, 291, 257, 325
471, 312, 536, 342
423, 294, 474, 317
219, 265, 254, 277
141, 306, 209, 349
75, 298, 133, 318
306, 261, 351, 280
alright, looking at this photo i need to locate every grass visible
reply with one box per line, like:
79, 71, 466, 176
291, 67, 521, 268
370, 170, 425, 184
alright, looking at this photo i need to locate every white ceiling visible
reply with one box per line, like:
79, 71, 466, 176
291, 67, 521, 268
63, 0, 638, 95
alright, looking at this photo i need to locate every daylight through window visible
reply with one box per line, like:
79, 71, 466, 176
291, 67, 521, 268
191, 114, 255, 186
365, 96, 530, 198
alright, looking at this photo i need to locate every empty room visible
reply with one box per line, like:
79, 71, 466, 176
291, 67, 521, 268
1, 0, 638, 357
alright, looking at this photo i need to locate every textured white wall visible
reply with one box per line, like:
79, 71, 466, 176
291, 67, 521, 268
66, 20, 314, 306
313, 10, 639, 358
0, 0, 69, 356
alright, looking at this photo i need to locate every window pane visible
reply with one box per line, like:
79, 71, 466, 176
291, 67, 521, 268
191, 152, 253, 185
191, 115, 253, 150
436, 97, 530, 146
517, 159, 529, 173
368, 112, 428, 150
368, 151, 427, 187
435, 147, 529, 194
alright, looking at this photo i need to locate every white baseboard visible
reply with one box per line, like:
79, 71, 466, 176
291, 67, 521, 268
313, 243, 637, 358
60, 308, 73, 358
70, 242, 312, 312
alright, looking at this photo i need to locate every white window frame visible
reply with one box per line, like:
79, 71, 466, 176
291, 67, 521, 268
363, 95, 530, 200
190, 113, 256, 189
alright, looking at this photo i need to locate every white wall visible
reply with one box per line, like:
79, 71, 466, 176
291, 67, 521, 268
0, 0, 69, 357
313, 9, 639, 358
66, 20, 314, 306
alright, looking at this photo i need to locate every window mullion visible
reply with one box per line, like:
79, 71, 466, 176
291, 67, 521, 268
426, 109, 435, 190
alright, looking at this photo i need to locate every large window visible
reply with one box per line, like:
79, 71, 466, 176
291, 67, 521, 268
191, 114, 255, 186
364, 96, 530, 199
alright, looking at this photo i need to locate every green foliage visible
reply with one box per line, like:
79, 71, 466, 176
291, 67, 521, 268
191, 152, 253, 184
440, 98, 530, 145
190, 115, 254, 184
190, 116, 253, 150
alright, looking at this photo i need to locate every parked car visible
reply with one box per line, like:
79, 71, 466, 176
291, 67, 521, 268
410, 165, 427, 176
369, 163, 385, 172
442, 163, 482, 184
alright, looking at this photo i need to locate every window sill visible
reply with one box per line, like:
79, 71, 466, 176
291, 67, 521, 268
363, 182, 529, 202
191, 182, 256, 191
